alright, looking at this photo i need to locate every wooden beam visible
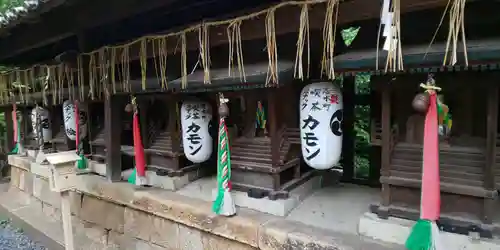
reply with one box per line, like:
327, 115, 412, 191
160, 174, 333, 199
105, 95, 122, 182
75, 0, 179, 30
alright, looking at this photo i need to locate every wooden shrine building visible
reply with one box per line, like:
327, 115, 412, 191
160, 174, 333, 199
1, 0, 500, 244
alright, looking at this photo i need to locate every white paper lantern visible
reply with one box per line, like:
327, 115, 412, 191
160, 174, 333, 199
30, 106, 52, 142
299, 82, 343, 170
62, 100, 88, 140
180, 100, 213, 163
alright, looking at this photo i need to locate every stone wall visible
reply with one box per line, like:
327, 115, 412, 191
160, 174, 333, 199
10, 169, 256, 249
7, 155, 391, 250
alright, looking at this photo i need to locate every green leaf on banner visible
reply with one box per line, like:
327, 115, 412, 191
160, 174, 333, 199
341, 27, 360, 47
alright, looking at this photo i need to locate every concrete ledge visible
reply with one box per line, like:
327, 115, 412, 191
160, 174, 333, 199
8, 155, 402, 250
359, 212, 500, 250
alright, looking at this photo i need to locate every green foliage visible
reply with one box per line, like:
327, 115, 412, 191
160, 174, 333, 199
0, 0, 26, 14
353, 73, 371, 179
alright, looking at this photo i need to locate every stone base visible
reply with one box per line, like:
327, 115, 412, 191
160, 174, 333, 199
121, 167, 205, 191
212, 176, 322, 216
8, 154, 405, 250
30, 162, 51, 179
358, 212, 500, 249
87, 160, 107, 176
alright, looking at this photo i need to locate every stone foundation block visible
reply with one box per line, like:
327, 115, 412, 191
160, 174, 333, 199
32, 176, 61, 208
42, 203, 61, 221
80, 195, 125, 233
10, 167, 20, 189
107, 231, 167, 250
201, 232, 256, 250
20, 169, 33, 194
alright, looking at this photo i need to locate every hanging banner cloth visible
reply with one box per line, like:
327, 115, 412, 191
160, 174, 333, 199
9, 104, 21, 154
128, 97, 146, 185
406, 79, 443, 250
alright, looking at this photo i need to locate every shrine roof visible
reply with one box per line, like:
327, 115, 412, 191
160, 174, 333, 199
0, 0, 68, 31
334, 39, 500, 74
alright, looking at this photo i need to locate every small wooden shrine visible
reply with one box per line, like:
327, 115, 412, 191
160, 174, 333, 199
170, 61, 306, 199
334, 38, 500, 237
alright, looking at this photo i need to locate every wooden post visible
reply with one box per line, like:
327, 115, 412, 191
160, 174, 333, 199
167, 97, 181, 154
105, 95, 122, 181
60, 191, 74, 250
4, 106, 14, 153
243, 92, 257, 138
138, 98, 150, 149
483, 83, 498, 224
267, 89, 280, 166
22, 106, 29, 147
379, 80, 392, 218
341, 76, 355, 182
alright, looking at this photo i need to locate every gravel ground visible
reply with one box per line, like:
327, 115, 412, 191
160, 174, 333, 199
0, 220, 45, 250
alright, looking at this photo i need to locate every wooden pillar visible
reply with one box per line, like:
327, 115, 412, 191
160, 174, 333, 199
4, 106, 13, 152
167, 97, 181, 153
379, 80, 392, 217
341, 76, 355, 182
483, 83, 498, 224
268, 89, 279, 166
138, 98, 150, 149
243, 92, 257, 138
22, 106, 29, 146
105, 95, 122, 182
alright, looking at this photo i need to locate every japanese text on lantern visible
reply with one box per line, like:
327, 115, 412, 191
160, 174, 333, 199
184, 103, 208, 120
186, 122, 202, 155
184, 103, 209, 156
301, 87, 339, 112
302, 115, 320, 161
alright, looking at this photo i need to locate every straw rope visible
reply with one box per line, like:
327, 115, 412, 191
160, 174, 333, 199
320, 0, 339, 80
294, 3, 311, 80
227, 20, 246, 82
265, 8, 278, 85
384, 0, 404, 73
0, 0, 338, 101
443, 0, 467, 66
0, 0, 462, 102
199, 24, 211, 84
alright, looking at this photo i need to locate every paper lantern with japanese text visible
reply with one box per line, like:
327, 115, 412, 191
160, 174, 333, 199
31, 106, 52, 142
181, 100, 213, 163
299, 82, 343, 170
62, 100, 88, 141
